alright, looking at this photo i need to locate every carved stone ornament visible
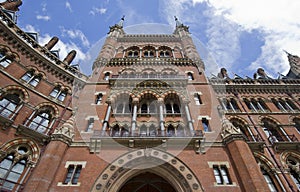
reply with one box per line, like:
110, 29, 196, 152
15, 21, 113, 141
220, 117, 241, 139
51, 115, 75, 145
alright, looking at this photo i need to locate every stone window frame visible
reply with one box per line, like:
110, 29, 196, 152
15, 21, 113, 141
57, 161, 86, 187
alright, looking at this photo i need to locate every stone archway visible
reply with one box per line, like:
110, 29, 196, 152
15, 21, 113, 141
91, 148, 203, 192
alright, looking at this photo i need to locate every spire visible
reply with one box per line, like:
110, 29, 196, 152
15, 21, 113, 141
284, 51, 300, 79
108, 15, 126, 35
117, 15, 125, 27
174, 16, 189, 33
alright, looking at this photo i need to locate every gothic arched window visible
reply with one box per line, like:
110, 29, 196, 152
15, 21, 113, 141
287, 157, 300, 190
0, 146, 30, 191
0, 93, 22, 118
21, 71, 41, 87
26, 107, 55, 134
261, 119, 285, 143
50, 86, 68, 102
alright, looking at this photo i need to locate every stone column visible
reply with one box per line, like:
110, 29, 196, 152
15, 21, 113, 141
23, 116, 75, 192
131, 98, 138, 136
102, 102, 112, 135
184, 101, 194, 135
158, 98, 165, 136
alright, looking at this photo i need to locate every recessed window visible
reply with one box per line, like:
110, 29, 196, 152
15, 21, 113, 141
143, 50, 154, 57
63, 164, 82, 185
213, 165, 232, 185
159, 51, 170, 57
128, 50, 139, 57
261, 168, 277, 192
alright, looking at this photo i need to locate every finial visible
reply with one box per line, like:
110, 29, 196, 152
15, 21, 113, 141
118, 15, 125, 27
174, 16, 182, 27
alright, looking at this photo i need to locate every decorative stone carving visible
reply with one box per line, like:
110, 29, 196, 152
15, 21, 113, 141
220, 117, 241, 139
51, 115, 75, 145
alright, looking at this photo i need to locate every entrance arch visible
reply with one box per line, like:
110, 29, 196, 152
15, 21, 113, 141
91, 148, 203, 192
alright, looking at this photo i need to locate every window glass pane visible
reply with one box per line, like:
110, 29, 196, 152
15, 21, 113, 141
58, 92, 66, 101
213, 167, 222, 184
0, 58, 11, 67
72, 165, 82, 184
29, 77, 40, 87
50, 88, 60, 97
11, 161, 25, 174
64, 165, 74, 184
220, 166, 231, 184
21, 72, 33, 82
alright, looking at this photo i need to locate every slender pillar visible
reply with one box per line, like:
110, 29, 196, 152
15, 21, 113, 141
131, 98, 138, 136
158, 98, 165, 136
102, 103, 112, 135
184, 101, 194, 134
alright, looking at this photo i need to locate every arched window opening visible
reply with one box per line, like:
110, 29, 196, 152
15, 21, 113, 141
50, 86, 68, 102
116, 104, 124, 114
164, 94, 181, 115
104, 72, 110, 80
194, 93, 202, 105
141, 104, 148, 114
114, 95, 132, 115
167, 124, 175, 136
128, 50, 139, 58
21, 71, 41, 87
140, 125, 147, 136
139, 95, 157, 115
244, 98, 268, 112
159, 50, 170, 57
287, 157, 300, 190
165, 104, 172, 113
0, 145, 32, 191
143, 50, 154, 57
262, 119, 284, 143
173, 104, 180, 113
272, 98, 299, 112
230, 119, 255, 141
187, 72, 194, 80
260, 168, 278, 192
111, 125, 120, 137
0, 93, 21, 118
0, 52, 12, 68
221, 98, 240, 112
26, 107, 55, 134
121, 125, 130, 137
149, 124, 156, 136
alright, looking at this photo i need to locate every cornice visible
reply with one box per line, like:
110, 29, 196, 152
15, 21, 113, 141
118, 34, 181, 43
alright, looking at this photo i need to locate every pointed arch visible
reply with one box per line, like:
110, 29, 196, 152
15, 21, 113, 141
90, 149, 203, 192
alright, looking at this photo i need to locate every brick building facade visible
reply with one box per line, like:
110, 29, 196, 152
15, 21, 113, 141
0, 1, 299, 192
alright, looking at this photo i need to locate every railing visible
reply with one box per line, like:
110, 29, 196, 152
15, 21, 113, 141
92, 130, 203, 138
110, 74, 187, 80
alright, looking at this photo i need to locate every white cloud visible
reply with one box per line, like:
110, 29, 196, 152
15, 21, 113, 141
89, 7, 107, 15
36, 15, 51, 21
66, 1, 73, 12
60, 27, 90, 48
21, 25, 86, 67
192, 0, 300, 75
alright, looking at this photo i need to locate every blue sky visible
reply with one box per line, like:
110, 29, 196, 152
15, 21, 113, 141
13, 0, 300, 78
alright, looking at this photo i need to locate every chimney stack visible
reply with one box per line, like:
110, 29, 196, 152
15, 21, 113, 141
44, 37, 59, 50
63, 50, 76, 65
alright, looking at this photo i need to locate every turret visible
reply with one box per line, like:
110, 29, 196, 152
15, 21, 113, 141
285, 51, 300, 79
